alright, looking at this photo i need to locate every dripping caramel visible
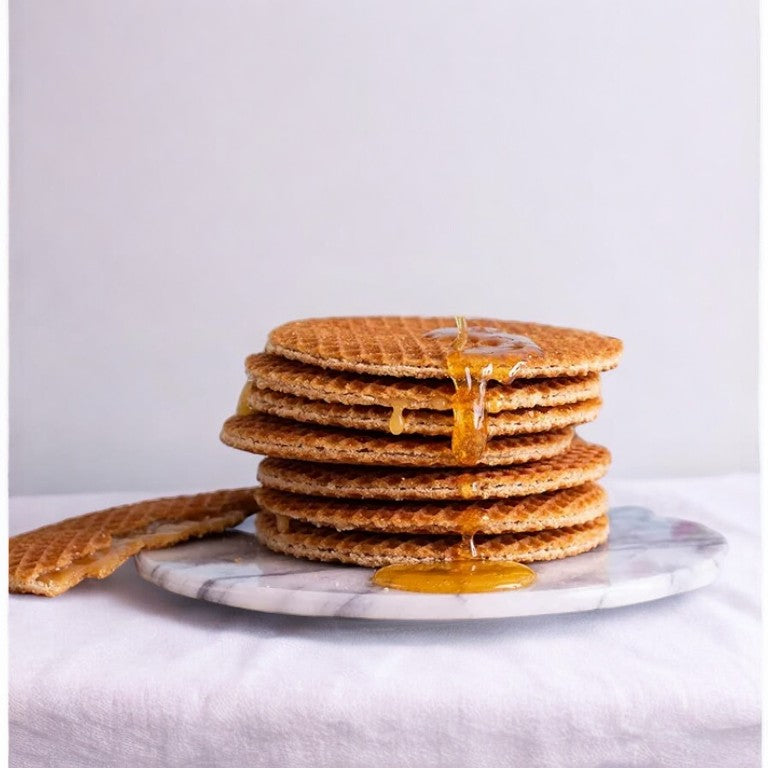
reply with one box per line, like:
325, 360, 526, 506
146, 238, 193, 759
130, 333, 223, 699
372, 559, 536, 593
236, 380, 255, 416
372, 317, 541, 594
388, 401, 407, 435
458, 476, 479, 500
373, 488, 537, 594
425, 317, 542, 465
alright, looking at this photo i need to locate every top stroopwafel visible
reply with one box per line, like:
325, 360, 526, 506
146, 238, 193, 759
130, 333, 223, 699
246, 353, 602, 412
10, 488, 258, 597
266, 317, 622, 379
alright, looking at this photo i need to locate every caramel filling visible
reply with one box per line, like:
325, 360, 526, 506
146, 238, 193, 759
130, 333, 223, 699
38, 519, 225, 588
458, 476, 479, 500
388, 401, 407, 435
39, 540, 139, 587
274, 513, 292, 534
236, 380, 255, 416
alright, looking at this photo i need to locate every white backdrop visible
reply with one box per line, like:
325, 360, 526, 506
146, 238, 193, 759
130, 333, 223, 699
10, 0, 758, 494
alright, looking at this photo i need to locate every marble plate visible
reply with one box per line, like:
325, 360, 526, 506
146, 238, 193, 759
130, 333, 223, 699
135, 507, 727, 621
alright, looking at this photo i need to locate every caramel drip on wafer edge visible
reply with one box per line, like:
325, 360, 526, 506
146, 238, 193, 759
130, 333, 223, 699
430, 315, 542, 464
373, 316, 540, 594
388, 401, 406, 435
236, 380, 255, 416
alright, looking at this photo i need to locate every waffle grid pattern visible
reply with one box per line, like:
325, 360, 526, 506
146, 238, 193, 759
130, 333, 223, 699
248, 388, 602, 437
256, 511, 610, 567
10, 489, 259, 596
221, 414, 575, 467
246, 353, 602, 411
267, 316, 623, 379
256, 439, 611, 500
255, 482, 608, 534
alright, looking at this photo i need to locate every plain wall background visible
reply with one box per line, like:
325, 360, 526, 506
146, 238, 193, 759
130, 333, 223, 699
10, 0, 758, 495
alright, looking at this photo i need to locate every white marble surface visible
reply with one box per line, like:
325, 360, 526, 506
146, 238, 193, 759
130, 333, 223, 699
136, 506, 727, 620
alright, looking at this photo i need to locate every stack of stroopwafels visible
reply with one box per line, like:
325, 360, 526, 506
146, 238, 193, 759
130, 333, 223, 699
221, 317, 622, 569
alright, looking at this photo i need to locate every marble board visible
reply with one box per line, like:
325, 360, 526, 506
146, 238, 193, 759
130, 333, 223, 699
135, 507, 727, 621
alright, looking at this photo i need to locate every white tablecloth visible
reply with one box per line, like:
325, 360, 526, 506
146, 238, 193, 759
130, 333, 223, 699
10, 475, 760, 768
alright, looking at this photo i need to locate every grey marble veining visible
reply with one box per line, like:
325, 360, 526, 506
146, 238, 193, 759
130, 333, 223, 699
135, 507, 727, 620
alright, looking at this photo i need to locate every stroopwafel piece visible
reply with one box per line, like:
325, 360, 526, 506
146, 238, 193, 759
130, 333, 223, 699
248, 388, 602, 437
221, 413, 574, 467
256, 512, 609, 566
255, 482, 608, 534
246, 353, 602, 412
9, 488, 258, 596
267, 316, 623, 379
257, 437, 611, 500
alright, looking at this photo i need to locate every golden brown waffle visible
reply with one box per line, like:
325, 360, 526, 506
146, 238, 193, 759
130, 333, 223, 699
246, 353, 602, 412
248, 388, 601, 437
9, 488, 258, 597
256, 511, 609, 566
257, 438, 611, 500
255, 482, 607, 534
221, 413, 574, 467
266, 317, 622, 379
